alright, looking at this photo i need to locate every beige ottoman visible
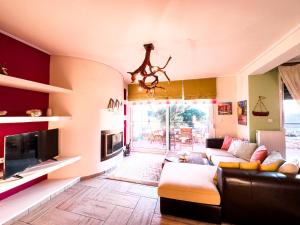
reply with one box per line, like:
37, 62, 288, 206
158, 162, 220, 205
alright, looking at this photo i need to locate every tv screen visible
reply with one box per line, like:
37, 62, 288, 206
4, 129, 59, 179
4, 131, 40, 179
38, 128, 59, 161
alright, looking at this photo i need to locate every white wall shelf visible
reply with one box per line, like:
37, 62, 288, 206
0, 177, 80, 224
0, 116, 71, 123
0, 156, 80, 194
0, 74, 72, 93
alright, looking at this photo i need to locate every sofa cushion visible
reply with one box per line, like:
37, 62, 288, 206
233, 142, 257, 161
263, 151, 284, 164
260, 159, 284, 172
205, 148, 234, 160
211, 155, 247, 166
250, 145, 268, 162
240, 161, 260, 170
227, 139, 242, 155
278, 159, 300, 174
221, 135, 233, 150
158, 163, 220, 205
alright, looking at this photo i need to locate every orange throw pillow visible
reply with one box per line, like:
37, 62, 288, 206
221, 135, 233, 150
250, 145, 268, 163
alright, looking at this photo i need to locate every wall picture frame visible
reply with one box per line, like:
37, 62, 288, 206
218, 102, 232, 115
237, 100, 247, 125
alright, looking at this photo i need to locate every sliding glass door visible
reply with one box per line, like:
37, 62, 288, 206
169, 102, 210, 152
130, 100, 211, 153
130, 103, 167, 153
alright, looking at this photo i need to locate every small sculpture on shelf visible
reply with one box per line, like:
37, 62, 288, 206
0, 64, 9, 75
26, 109, 42, 117
0, 110, 7, 116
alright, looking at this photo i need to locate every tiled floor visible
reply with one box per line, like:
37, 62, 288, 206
12, 177, 216, 225
107, 152, 164, 186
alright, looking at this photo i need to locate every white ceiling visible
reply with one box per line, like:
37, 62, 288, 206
0, 0, 300, 82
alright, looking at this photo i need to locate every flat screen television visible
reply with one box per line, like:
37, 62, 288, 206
38, 129, 59, 162
3, 129, 59, 179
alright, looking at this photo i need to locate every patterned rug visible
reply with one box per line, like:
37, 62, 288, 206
107, 152, 165, 186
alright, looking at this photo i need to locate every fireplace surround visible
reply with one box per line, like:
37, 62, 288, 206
101, 130, 123, 161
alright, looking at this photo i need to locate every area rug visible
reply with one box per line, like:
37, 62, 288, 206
107, 152, 165, 186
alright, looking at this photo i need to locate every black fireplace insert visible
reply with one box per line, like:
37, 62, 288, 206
101, 130, 123, 161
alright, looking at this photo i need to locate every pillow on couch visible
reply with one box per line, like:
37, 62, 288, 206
260, 159, 285, 172
263, 151, 284, 164
221, 135, 233, 150
278, 159, 300, 174
234, 141, 257, 161
227, 139, 242, 155
240, 161, 260, 170
250, 145, 268, 163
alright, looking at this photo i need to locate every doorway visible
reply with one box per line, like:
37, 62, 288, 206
283, 98, 300, 160
129, 100, 211, 153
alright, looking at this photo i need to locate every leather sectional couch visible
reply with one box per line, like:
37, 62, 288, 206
158, 138, 300, 224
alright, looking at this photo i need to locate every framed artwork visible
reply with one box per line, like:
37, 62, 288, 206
237, 100, 247, 125
218, 102, 232, 115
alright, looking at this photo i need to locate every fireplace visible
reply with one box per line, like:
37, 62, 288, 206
101, 130, 123, 161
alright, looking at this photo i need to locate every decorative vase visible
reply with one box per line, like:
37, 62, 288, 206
0, 110, 7, 116
26, 109, 42, 117
46, 108, 52, 116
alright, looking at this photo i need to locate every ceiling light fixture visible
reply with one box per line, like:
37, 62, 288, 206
128, 43, 172, 95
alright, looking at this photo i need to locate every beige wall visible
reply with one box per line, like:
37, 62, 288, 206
48, 56, 124, 178
236, 75, 250, 140
214, 76, 237, 137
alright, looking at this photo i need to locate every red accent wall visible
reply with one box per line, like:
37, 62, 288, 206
0, 33, 50, 173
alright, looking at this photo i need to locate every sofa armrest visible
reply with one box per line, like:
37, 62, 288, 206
205, 138, 224, 149
217, 167, 300, 224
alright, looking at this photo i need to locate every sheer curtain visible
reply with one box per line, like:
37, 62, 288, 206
279, 64, 300, 106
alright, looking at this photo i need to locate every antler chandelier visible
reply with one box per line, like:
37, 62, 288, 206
128, 43, 172, 94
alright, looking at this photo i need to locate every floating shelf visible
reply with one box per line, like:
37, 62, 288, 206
0, 156, 80, 194
0, 74, 72, 93
0, 177, 80, 224
0, 116, 71, 123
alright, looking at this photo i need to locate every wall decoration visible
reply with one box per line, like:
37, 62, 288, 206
0, 111, 7, 116
0, 64, 8, 75
252, 96, 269, 116
26, 109, 42, 117
107, 98, 123, 111
218, 102, 232, 115
237, 100, 247, 125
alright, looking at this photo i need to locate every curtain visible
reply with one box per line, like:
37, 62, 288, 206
279, 64, 300, 106
183, 78, 216, 99
128, 78, 217, 101
128, 80, 182, 101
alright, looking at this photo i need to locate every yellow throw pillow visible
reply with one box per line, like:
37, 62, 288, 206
260, 159, 285, 172
239, 161, 260, 170
214, 162, 240, 184
218, 161, 240, 169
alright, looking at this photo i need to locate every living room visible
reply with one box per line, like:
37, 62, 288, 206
0, 1, 300, 225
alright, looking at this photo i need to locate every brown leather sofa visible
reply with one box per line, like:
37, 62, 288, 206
159, 138, 300, 224
217, 167, 300, 224
208, 138, 300, 224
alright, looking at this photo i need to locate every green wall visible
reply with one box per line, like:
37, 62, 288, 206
249, 69, 281, 142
